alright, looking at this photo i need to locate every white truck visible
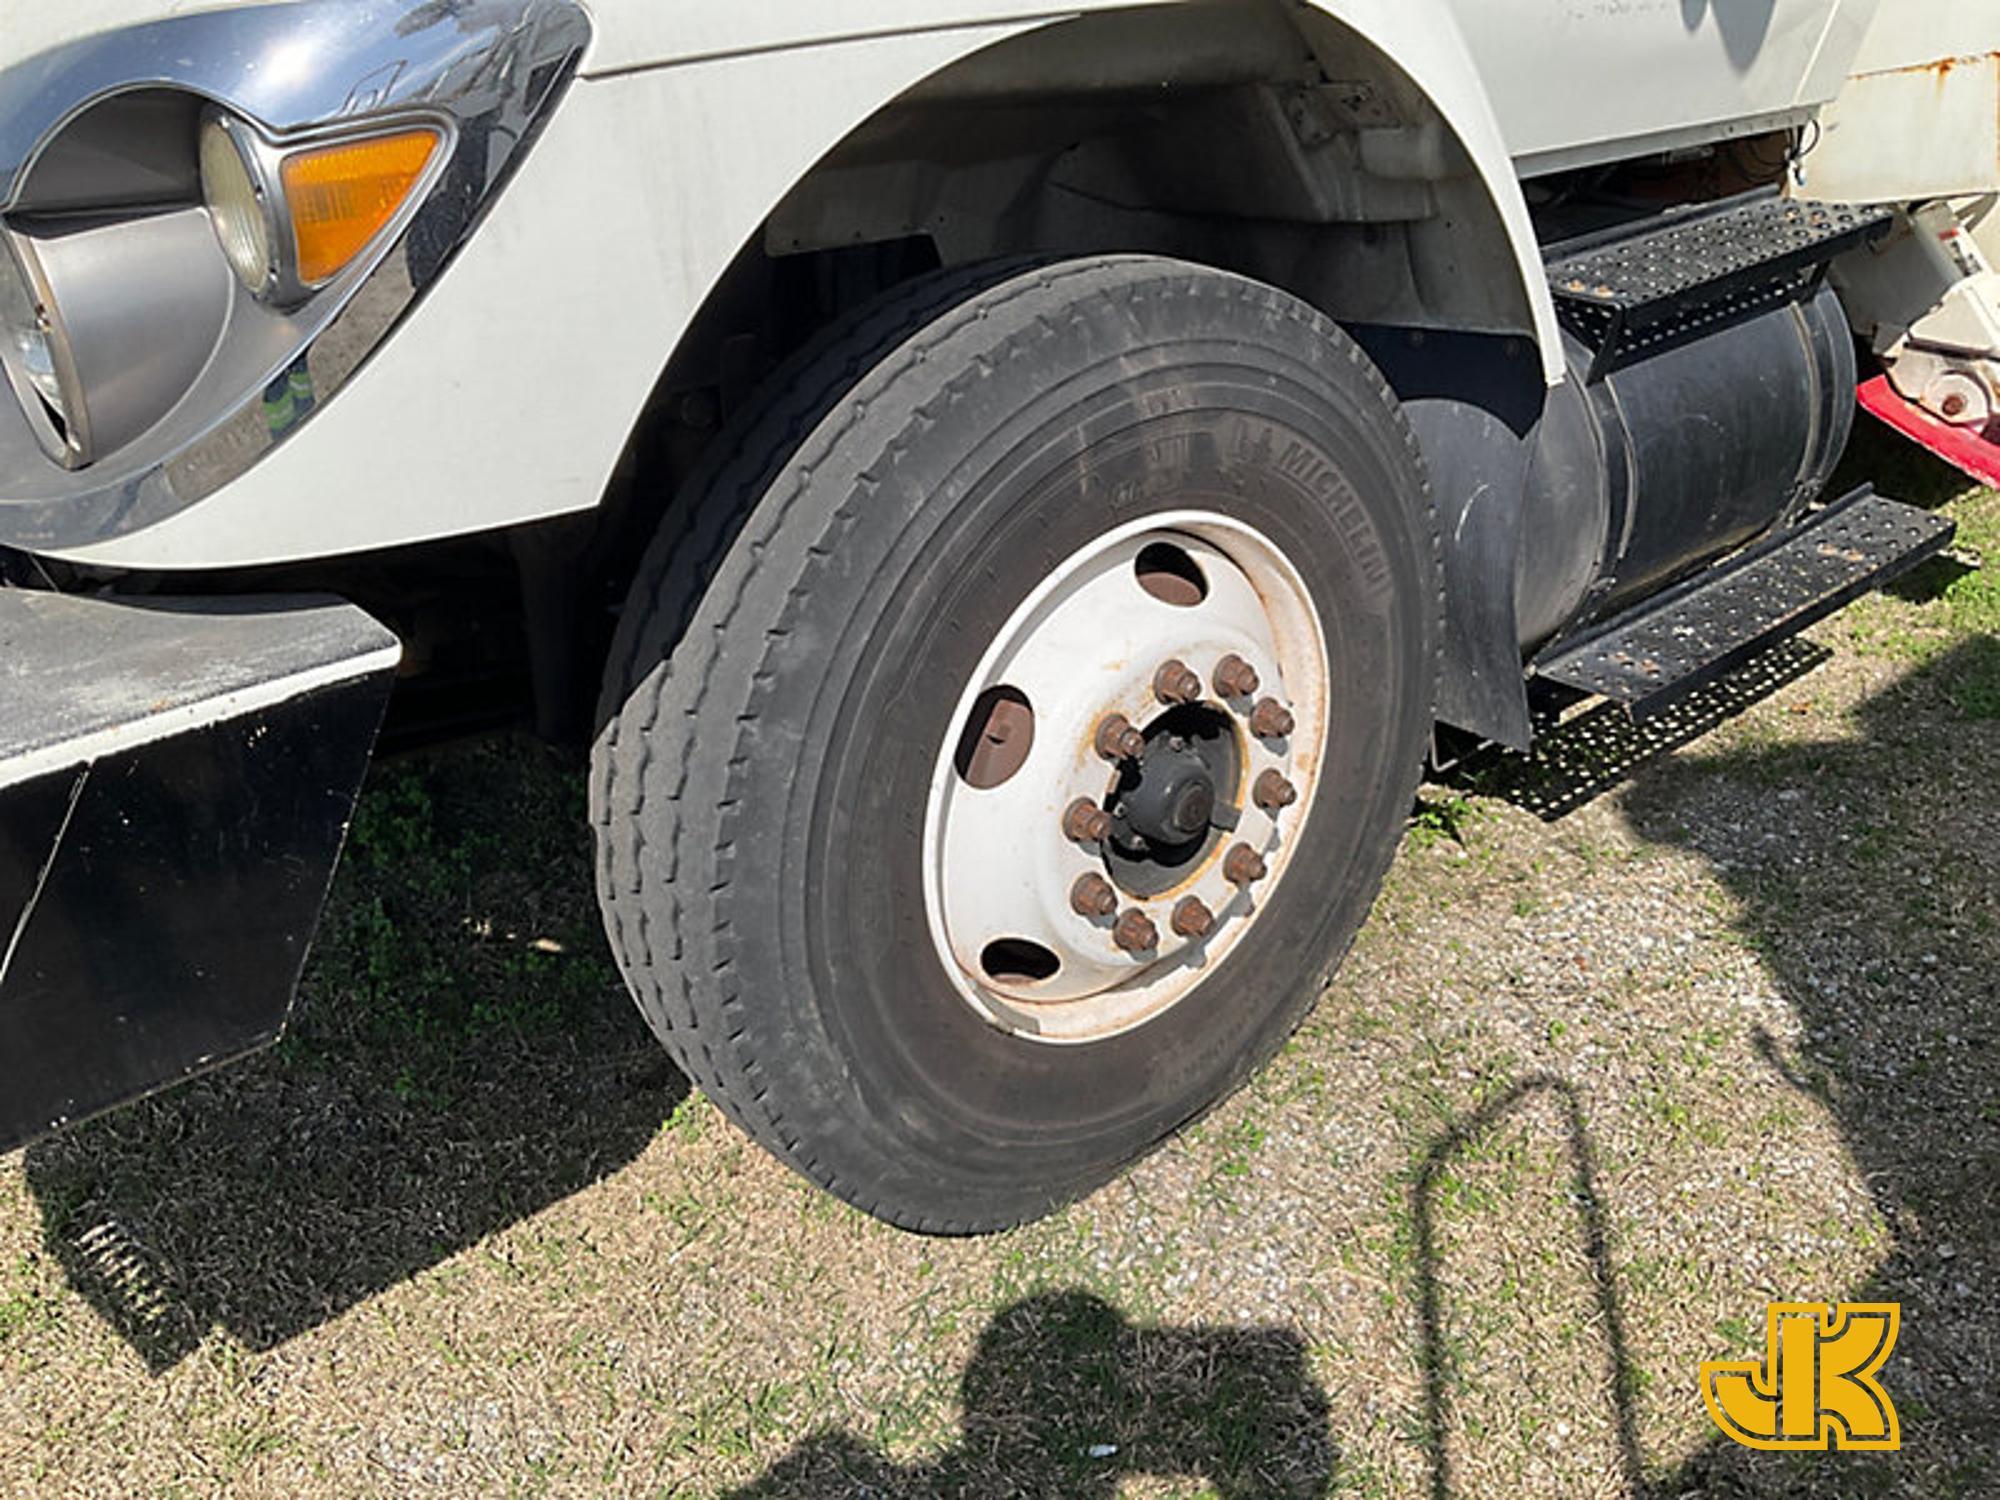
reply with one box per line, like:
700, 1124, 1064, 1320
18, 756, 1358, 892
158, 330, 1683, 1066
0, 0, 1992, 1231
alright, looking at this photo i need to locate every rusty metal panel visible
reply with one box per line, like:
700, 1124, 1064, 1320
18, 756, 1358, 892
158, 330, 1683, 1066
1803, 51, 2000, 204
1801, 3, 2000, 204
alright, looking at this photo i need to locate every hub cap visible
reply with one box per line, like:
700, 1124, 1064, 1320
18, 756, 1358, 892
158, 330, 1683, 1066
923, 512, 1330, 1043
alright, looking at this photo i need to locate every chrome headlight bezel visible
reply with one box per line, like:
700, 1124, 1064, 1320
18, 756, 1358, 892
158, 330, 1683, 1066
0, 0, 590, 548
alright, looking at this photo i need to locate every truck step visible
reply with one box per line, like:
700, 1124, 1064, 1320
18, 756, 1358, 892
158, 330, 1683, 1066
1547, 193, 1892, 379
1532, 487, 1956, 714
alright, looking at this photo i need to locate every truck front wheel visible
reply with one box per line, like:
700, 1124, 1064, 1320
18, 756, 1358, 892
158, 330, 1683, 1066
592, 257, 1439, 1231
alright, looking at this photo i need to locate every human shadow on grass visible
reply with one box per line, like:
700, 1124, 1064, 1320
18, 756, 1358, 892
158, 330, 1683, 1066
1444, 619, 1998, 1494
1410, 1075, 1648, 1500
725, 1290, 1337, 1499
22, 735, 683, 1373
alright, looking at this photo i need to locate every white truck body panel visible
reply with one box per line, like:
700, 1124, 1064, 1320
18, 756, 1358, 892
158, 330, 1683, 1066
52, 23, 1042, 568
1445, 0, 1875, 174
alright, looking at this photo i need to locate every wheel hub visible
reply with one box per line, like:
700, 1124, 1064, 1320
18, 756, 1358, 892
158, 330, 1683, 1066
1104, 707, 1240, 897
923, 513, 1330, 1044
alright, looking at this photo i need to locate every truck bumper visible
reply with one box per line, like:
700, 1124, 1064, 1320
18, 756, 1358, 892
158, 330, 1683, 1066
0, 588, 398, 1152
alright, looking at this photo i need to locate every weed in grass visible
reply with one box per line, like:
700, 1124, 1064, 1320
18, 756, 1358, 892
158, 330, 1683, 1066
1409, 793, 1483, 851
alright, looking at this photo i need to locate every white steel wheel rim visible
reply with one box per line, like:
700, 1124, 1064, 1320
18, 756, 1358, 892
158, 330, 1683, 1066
922, 511, 1331, 1044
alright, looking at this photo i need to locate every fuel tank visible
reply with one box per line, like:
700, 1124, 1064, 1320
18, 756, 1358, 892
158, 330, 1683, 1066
1514, 279, 1856, 650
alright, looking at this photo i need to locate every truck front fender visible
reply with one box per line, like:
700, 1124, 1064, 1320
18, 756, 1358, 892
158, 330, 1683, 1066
47, 0, 1559, 571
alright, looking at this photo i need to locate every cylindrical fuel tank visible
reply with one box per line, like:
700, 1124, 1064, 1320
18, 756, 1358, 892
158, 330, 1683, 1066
1514, 281, 1856, 651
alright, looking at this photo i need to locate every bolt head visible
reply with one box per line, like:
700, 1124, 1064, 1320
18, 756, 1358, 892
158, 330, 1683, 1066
1171, 896, 1215, 939
1223, 843, 1268, 886
1070, 872, 1119, 918
1212, 654, 1261, 699
1153, 658, 1203, 706
1248, 698, 1296, 739
1113, 908, 1159, 955
1094, 714, 1146, 763
1253, 769, 1299, 813
1063, 798, 1112, 844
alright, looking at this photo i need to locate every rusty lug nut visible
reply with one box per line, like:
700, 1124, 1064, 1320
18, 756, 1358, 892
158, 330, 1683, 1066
1223, 843, 1269, 887
1171, 896, 1216, 940
1254, 769, 1299, 813
1063, 798, 1112, 844
1113, 907, 1159, 955
1094, 714, 1147, 763
1212, 653, 1261, 699
1248, 698, 1296, 739
1070, 873, 1119, 919
1153, 658, 1204, 705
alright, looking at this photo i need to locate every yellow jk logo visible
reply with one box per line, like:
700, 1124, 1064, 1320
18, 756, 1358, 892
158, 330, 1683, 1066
1701, 1303, 1901, 1451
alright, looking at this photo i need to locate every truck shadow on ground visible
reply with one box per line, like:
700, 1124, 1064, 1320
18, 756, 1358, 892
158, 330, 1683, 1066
1453, 617, 1998, 1493
722, 1290, 1336, 1499
20, 736, 683, 1373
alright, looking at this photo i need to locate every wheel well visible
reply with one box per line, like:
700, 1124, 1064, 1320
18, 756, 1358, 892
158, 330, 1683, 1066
578, 1, 1535, 607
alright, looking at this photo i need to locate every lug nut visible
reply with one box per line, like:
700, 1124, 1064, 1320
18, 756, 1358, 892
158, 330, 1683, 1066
1153, 658, 1203, 705
1212, 654, 1261, 699
1070, 873, 1119, 918
1254, 770, 1299, 812
1224, 843, 1268, 886
1094, 714, 1147, 763
1248, 698, 1296, 739
1063, 798, 1112, 844
1113, 907, 1159, 954
1171, 896, 1216, 939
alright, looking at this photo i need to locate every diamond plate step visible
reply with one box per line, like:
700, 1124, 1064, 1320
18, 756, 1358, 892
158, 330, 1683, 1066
1533, 487, 1957, 714
1547, 193, 1893, 379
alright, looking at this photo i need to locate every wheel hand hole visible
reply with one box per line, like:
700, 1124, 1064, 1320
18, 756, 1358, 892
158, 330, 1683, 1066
953, 685, 1034, 789
1134, 541, 1207, 607
980, 938, 1061, 984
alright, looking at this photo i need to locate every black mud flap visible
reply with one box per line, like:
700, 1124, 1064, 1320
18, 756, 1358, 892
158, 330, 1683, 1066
0, 591, 398, 1151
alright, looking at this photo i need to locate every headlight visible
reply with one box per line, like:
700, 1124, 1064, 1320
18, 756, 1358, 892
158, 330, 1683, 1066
0, 234, 84, 466
0, 109, 442, 471
1, 211, 231, 470
199, 109, 441, 307
199, 114, 277, 297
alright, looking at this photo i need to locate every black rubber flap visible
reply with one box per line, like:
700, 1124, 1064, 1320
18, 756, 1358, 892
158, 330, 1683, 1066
0, 593, 398, 1150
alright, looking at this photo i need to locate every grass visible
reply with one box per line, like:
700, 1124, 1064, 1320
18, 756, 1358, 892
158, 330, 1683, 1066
0, 427, 1994, 1496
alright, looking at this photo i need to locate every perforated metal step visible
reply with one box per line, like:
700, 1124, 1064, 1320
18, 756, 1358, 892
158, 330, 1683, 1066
1534, 487, 1956, 714
1547, 194, 1892, 378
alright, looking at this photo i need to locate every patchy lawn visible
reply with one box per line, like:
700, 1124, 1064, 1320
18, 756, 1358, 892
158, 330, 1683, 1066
1, 428, 1994, 1498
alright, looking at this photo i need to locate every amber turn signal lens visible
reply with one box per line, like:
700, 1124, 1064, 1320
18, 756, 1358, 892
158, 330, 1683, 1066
280, 128, 440, 286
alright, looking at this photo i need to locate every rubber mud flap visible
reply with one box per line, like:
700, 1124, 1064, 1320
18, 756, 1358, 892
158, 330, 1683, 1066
0, 591, 399, 1150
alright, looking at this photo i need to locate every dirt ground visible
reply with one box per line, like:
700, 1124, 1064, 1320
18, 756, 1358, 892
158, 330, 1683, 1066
1, 428, 1995, 1498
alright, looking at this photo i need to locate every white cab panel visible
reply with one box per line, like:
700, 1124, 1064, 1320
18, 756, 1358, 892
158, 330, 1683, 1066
1447, 0, 1878, 174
